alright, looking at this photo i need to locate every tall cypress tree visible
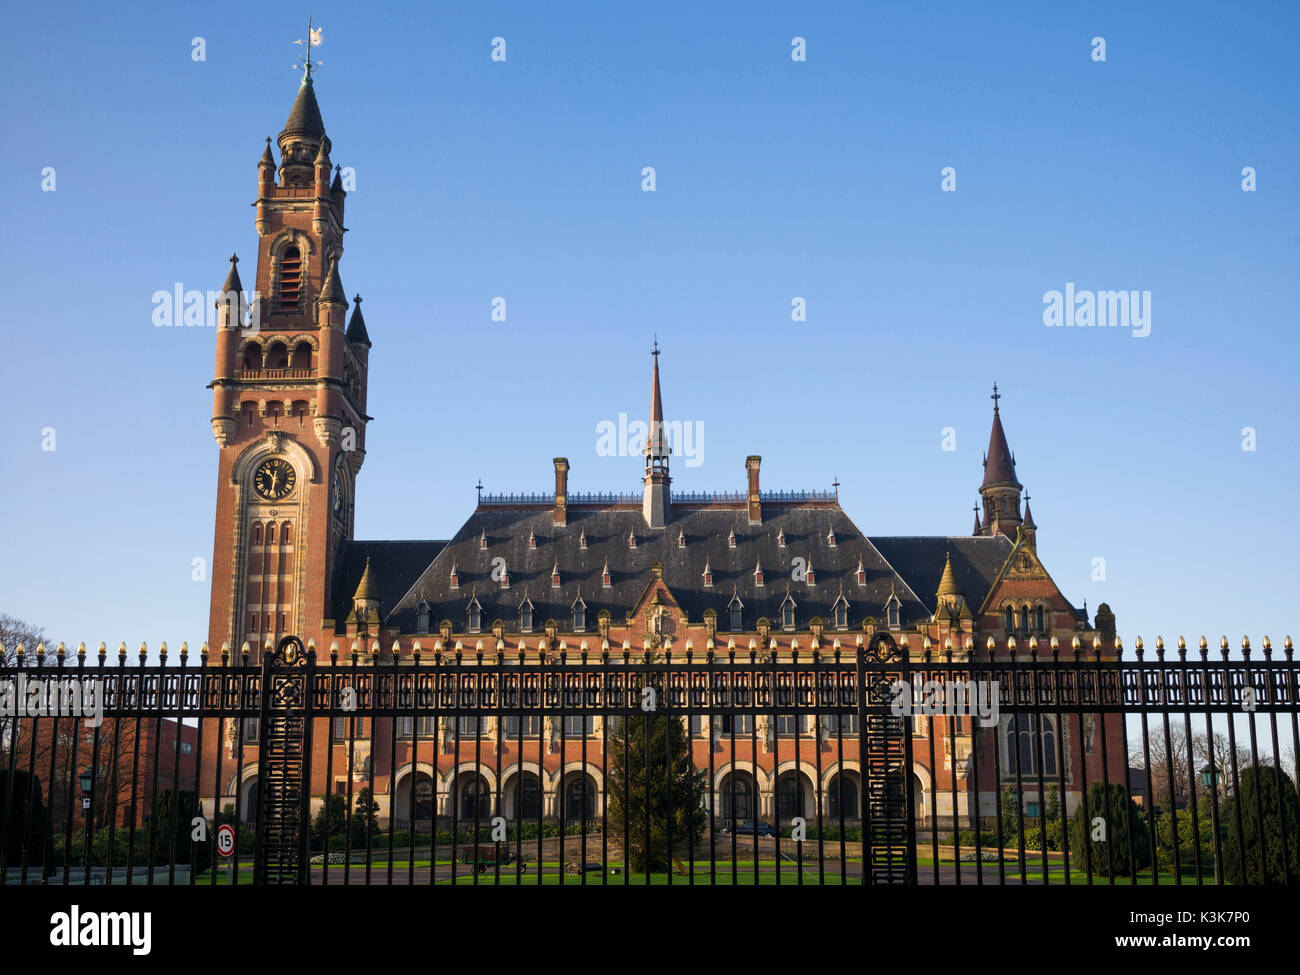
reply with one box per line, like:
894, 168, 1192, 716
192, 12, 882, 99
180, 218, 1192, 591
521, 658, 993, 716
607, 713, 707, 873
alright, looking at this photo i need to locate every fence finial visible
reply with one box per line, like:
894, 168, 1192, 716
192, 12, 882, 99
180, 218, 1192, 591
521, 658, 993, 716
1135, 636, 1144, 651
1241, 635, 1251, 651
77, 641, 87, 660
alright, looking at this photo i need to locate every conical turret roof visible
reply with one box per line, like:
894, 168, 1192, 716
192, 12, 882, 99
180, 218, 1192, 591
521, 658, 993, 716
981, 385, 1020, 489
346, 294, 371, 346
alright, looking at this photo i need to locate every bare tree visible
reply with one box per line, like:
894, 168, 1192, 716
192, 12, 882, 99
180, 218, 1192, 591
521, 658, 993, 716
1, 613, 50, 750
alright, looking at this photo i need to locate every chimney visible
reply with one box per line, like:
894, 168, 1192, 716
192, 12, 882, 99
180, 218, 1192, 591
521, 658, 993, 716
553, 457, 569, 526
746, 456, 762, 525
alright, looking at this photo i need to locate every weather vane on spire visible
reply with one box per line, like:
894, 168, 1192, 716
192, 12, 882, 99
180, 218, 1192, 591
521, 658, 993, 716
292, 16, 323, 83
990, 382, 1001, 411
652, 333, 660, 357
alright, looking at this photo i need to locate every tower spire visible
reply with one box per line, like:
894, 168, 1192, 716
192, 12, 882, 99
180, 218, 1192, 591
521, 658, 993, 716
641, 339, 670, 529
979, 384, 1023, 537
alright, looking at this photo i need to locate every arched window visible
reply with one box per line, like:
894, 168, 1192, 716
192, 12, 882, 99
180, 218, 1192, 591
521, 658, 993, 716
251, 523, 262, 545
834, 601, 848, 629
827, 772, 859, 820
1004, 606, 1015, 632
1005, 715, 1058, 777
777, 774, 806, 820
281, 521, 292, 545
1035, 605, 1045, 632
242, 342, 262, 371
458, 774, 490, 821
413, 778, 434, 828
467, 600, 482, 633
1019, 606, 1029, 633
277, 245, 302, 310
291, 341, 313, 371
517, 775, 541, 820
267, 341, 289, 370
519, 600, 533, 633
265, 522, 276, 545
723, 772, 754, 823
564, 776, 596, 821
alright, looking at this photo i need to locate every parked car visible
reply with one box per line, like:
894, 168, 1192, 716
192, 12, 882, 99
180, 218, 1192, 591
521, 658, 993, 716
720, 820, 777, 838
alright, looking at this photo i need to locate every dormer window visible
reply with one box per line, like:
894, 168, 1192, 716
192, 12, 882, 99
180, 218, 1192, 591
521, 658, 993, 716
519, 594, 534, 633
677, 529, 686, 548
466, 595, 482, 634
780, 592, 797, 631
855, 557, 866, 587
777, 528, 786, 547
416, 598, 431, 633
499, 559, 510, 590
702, 558, 713, 588
805, 559, 816, 585
885, 595, 901, 629
602, 559, 611, 589
449, 561, 459, 590
528, 529, 537, 550
728, 528, 737, 548
479, 529, 487, 550
578, 529, 587, 550
572, 593, 587, 633
628, 530, 637, 549
754, 560, 764, 587
551, 561, 560, 588
832, 592, 849, 630
827, 527, 837, 547
728, 592, 743, 632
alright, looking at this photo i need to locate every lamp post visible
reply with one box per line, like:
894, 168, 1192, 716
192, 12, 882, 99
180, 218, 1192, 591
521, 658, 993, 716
1200, 763, 1222, 885
78, 767, 94, 879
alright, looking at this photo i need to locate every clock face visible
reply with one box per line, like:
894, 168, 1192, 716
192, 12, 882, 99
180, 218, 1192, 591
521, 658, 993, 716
254, 458, 296, 501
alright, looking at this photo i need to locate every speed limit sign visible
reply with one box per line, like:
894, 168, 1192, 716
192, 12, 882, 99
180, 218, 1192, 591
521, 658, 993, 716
216, 823, 236, 858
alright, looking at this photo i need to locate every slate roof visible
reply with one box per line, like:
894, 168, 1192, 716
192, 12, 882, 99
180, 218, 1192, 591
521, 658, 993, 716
867, 535, 1015, 615
281, 78, 327, 141
385, 502, 943, 635
330, 540, 448, 629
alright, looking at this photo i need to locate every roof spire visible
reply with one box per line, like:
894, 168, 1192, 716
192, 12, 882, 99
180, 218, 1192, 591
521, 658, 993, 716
972, 503, 982, 536
936, 551, 961, 598
980, 384, 1019, 489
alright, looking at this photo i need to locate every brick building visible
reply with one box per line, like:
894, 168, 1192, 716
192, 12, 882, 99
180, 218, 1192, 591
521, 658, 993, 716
199, 67, 1124, 832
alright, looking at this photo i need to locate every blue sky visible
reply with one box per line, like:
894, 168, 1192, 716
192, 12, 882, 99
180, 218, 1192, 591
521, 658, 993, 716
0, 1, 1296, 652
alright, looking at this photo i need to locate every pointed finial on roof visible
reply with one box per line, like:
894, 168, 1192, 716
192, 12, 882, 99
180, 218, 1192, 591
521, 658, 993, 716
936, 551, 961, 597
346, 293, 371, 346
319, 254, 347, 306
972, 504, 982, 535
353, 556, 379, 602
1022, 491, 1037, 529
259, 138, 275, 168
991, 382, 1001, 413
221, 253, 243, 295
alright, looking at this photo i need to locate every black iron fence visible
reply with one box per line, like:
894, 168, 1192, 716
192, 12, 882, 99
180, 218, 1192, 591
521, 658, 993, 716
1, 633, 1297, 885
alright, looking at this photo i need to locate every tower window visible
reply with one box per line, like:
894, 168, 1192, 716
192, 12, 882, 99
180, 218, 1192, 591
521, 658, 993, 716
291, 341, 313, 371
277, 245, 302, 310
242, 342, 262, 371
267, 341, 289, 370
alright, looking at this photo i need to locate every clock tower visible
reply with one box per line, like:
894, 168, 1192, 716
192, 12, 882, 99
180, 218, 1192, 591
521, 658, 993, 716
206, 66, 371, 660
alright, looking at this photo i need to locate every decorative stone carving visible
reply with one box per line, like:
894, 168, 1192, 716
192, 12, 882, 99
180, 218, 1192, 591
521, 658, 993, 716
211, 417, 236, 446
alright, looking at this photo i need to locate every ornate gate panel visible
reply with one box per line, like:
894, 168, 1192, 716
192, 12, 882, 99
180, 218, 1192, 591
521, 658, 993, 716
859, 634, 915, 884
254, 636, 313, 884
